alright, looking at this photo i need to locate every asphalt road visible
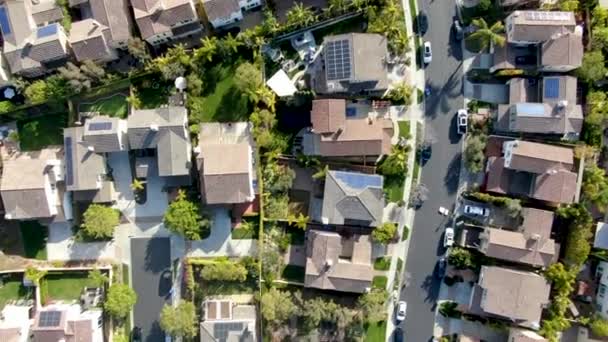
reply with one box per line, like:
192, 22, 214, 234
398, 0, 464, 340
131, 237, 172, 342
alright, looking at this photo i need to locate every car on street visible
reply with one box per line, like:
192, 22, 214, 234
444, 228, 455, 248
396, 301, 407, 321
436, 257, 447, 278
464, 204, 490, 217
394, 327, 404, 342
417, 11, 429, 35
438, 206, 450, 216
457, 109, 468, 135
453, 18, 464, 40
131, 327, 142, 342
423, 41, 432, 64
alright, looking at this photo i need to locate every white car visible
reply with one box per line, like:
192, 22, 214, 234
444, 227, 455, 248
423, 41, 432, 64
464, 204, 489, 217
438, 206, 450, 216
457, 109, 468, 135
396, 301, 407, 321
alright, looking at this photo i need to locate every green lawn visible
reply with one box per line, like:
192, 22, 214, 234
0, 277, 31, 308
385, 175, 405, 203
397, 120, 411, 139
79, 94, 128, 118
44, 272, 97, 302
374, 257, 391, 271
372, 275, 388, 290
17, 114, 66, 151
365, 321, 387, 342
20, 221, 47, 260
281, 265, 305, 283
190, 63, 250, 123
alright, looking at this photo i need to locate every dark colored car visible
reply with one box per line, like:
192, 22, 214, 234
436, 257, 447, 279
515, 55, 536, 65
131, 327, 142, 342
416, 11, 429, 35
394, 327, 404, 342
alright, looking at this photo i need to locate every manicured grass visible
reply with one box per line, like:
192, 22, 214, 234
397, 120, 411, 139
190, 63, 250, 123
79, 94, 128, 118
20, 221, 47, 260
44, 272, 97, 302
385, 175, 405, 203
402, 226, 410, 241
396, 258, 403, 273
365, 321, 387, 342
0, 277, 31, 308
231, 216, 260, 239
374, 257, 391, 271
281, 265, 305, 283
372, 275, 388, 290
408, 0, 417, 21
17, 114, 66, 151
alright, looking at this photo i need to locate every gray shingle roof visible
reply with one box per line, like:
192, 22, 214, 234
202, 0, 240, 21
64, 126, 107, 192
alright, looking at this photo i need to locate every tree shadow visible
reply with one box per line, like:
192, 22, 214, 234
215, 85, 251, 122
444, 152, 462, 195
424, 65, 463, 118
143, 237, 171, 274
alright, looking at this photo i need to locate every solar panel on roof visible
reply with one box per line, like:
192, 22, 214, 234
89, 122, 112, 131
0, 7, 11, 35
325, 39, 352, 81
37, 24, 58, 39
64, 137, 74, 186
39, 311, 61, 327
544, 78, 560, 99
333, 171, 382, 189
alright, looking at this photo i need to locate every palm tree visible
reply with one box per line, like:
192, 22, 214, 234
222, 33, 242, 55
253, 86, 276, 111
466, 18, 506, 52
351, 0, 368, 11
286, 3, 316, 28
131, 178, 145, 191
195, 37, 218, 63
327, 0, 347, 15
287, 213, 309, 230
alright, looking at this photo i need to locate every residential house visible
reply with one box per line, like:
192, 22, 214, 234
489, 11, 583, 73
486, 140, 578, 205
595, 261, 608, 318
495, 76, 583, 138
594, 222, 608, 251
82, 115, 129, 153
467, 266, 550, 329
0, 147, 64, 220
304, 229, 373, 293
0, 0, 70, 77
200, 299, 256, 341
196, 122, 255, 205
31, 304, 103, 342
68, 0, 133, 63
127, 106, 192, 183
0, 305, 31, 342
131, 0, 202, 46
321, 170, 384, 227
300, 99, 393, 159
314, 33, 390, 94
477, 207, 559, 268
508, 328, 548, 341
202, 0, 242, 29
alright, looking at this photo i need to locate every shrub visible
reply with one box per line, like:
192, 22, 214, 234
372, 222, 397, 244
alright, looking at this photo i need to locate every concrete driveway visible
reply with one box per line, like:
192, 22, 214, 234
46, 222, 116, 261
131, 237, 171, 342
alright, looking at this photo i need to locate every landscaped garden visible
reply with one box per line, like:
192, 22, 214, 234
0, 274, 32, 308
20, 221, 47, 260
132, 75, 171, 109
231, 215, 260, 239
79, 93, 128, 118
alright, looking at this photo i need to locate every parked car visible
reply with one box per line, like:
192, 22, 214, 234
132, 327, 142, 342
456, 109, 468, 135
436, 257, 447, 278
396, 301, 407, 321
423, 41, 432, 64
438, 206, 450, 216
464, 204, 490, 217
417, 11, 429, 35
394, 327, 404, 342
453, 18, 464, 40
444, 228, 455, 248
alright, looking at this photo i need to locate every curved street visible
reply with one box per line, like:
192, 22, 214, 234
399, 0, 465, 340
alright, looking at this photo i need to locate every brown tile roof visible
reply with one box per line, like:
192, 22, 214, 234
479, 228, 558, 267
541, 32, 583, 68
311, 99, 346, 134
305, 230, 373, 293
506, 140, 573, 174
202, 0, 240, 21
198, 144, 253, 204
318, 117, 393, 156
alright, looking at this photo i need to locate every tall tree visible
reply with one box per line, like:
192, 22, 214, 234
466, 18, 506, 51
578, 50, 607, 84
583, 164, 608, 211
81, 204, 120, 239
372, 222, 397, 244
195, 37, 218, 63
163, 190, 208, 240
104, 284, 137, 320
159, 301, 198, 338
88, 268, 109, 287
378, 144, 410, 176
357, 289, 387, 323
286, 3, 316, 28
261, 288, 297, 325
234, 63, 263, 101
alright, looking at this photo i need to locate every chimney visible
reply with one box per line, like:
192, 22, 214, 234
150, 124, 159, 131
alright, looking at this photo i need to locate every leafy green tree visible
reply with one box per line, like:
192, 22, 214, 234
287, 213, 309, 230
261, 288, 297, 327
127, 37, 150, 63
186, 73, 203, 97
219, 33, 242, 57
0, 101, 15, 114
25, 80, 51, 103
264, 195, 290, 220
200, 260, 247, 282
544, 263, 575, 293
234, 62, 263, 101
357, 289, 387, 323
372, 222, 397, 244
263, 163, 295, 194
164, 190, 209, 240
464, 134, 487, 173
466, 18, 506, 51
159, 301, 198, 338
561, 204, 593, 267
104, 284, 137, 320
584, 90, 608, 126
303, 297, 334, 331
378, 144, 410, 176
578, 50, 607, 84
25, 267, 47, 286
260, 10, 280, 35
195, 37, 218, 63
583, 164, 608, 211
250, 109, 278, 149
384, 82, 413, 105
81, 204, 120, 239
88, 268, 109, 287
328, 0, 348, 14
286, 2, 316, 28
559, 0, 578, 11
439, 301, 461, 318
447, 247, 475, 269
260, 244, 284, 282
591, 316, 608, 337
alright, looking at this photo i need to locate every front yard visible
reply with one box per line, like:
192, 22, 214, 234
365, 321, 387, 342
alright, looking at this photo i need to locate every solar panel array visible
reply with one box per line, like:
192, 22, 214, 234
89, 122, 112, 131
325, 39, 351, 81
524, 11, 571, 22
0, 7, 11, 35
39, 311, 61, 327
333, 171, 382, 190
544, 78, 560, 99
37, 24, 58, 39
213, 322, 244, 340
64, 137, 74, 186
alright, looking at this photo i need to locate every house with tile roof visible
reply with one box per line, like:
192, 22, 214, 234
495, 76, 583, 138
321, 170, 384, 227
0, 0, 70, 77
485, 140, 578, 205
68, 0, 133, 63
130, 0, 202, 46
304, 229, 373, 293
201, 0, 262, 29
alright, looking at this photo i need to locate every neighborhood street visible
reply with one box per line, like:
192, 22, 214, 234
399, 0, 464, 340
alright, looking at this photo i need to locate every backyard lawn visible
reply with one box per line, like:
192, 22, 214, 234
79, 94, 128, 118
17, 114, 66, 151
365, 321, 387, 342
397, 120, 411, 139
20, 221, 47, 260
0, 276, 31, 308
43, 272, 97, 302
133, 75, 171, 109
